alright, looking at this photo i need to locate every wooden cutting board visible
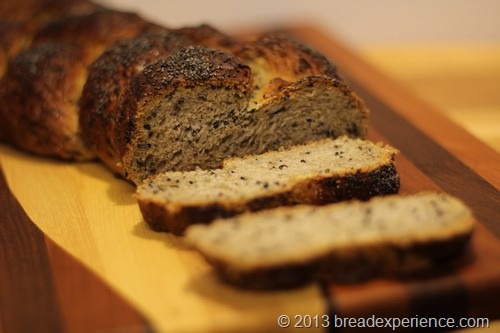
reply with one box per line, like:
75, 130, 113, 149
1, 25, 499, 333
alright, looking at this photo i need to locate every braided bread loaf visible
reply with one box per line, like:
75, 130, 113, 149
0, 1, 474, 289
0, 1, 368, 183
0, 6, 164, 158
0, 0, 99, 141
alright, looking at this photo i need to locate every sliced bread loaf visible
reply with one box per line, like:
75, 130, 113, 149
108, 27, 368, 184
136, 136, 400, 235
185, 192, 475, 289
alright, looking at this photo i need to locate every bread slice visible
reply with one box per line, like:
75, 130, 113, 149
185, 192, 475, 289
137, 136, 400, 235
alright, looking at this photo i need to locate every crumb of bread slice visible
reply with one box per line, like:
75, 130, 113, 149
136, 136, 400, 234
185, 192, 474, 289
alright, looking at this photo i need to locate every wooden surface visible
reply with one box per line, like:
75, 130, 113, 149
1, 26, 499, 333
359, 43, 500, 153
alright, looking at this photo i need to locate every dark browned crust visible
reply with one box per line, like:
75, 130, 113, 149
0, 0, 99, 76
0, 0, 100, 64
177, 24, 238, 50
80, 32, 194, 172
0, 0, 47, 22
0, 0, 100, 143
295, 163, 400, 204
234, 32, 340, 80
32, 8, 164, 48
138, 160, 399, 235
0, 0, 98, 23
0, 43, 95, 159
204, 231, 473, 290
0, 0, 99, 75
0, 7, 169, 159
0, 22, 31, 76
139, 192, 293, 236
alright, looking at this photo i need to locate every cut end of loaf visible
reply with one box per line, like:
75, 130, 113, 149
121, 68, 369, 184
79, 32, 198, 173
136, 136, 399, 234
118, 46, 253, 183
185, 192, 475, 289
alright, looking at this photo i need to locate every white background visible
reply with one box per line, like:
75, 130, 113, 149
97, 0, 500, 47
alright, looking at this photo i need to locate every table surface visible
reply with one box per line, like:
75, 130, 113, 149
358, 43, 500, 153
1, 25, 499, 333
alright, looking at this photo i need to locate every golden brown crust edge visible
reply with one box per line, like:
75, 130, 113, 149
137, 161, 399, 235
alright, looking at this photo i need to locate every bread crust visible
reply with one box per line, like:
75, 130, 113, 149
32, 9, 163, 49
0, 0, 98, 23
79, 32, 194, 172
0, 0, 100, 70
0, 22, 31, 77
235, 32, 340, 81
0, 43, 95, 159
138, 161, 399, 235
0, 9, 165, 159
177, 24, 238, 50
0, 0, 99, 142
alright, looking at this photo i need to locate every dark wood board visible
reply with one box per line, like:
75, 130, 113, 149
1, 26, 499, 332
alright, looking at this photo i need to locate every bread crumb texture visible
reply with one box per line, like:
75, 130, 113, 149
137, 136, 397, 204
186, 192, 474, 271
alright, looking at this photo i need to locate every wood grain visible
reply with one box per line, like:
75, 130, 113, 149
1, 25, 499, 332
45, 238, 153, 333
0, 168, 63, 333
0, 167, 153, 333
360, 44, 500, 152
